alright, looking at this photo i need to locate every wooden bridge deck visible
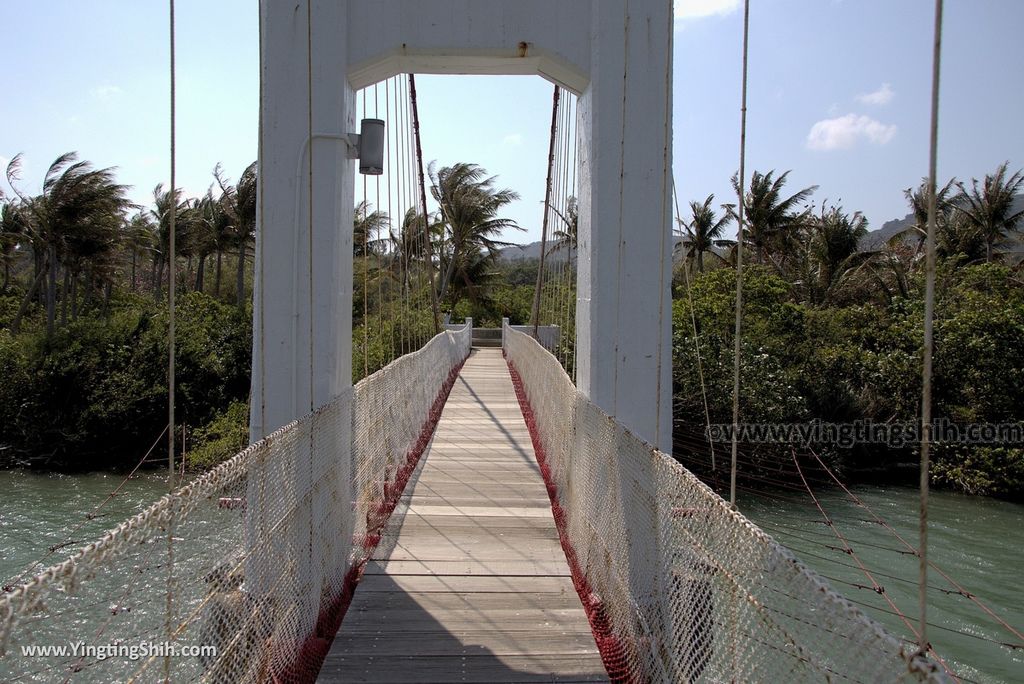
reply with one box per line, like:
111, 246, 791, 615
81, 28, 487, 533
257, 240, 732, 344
318, 348, 607, 683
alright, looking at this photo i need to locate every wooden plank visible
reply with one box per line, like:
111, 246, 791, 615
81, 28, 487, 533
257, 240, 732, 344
344, 590, 588, 612
329, 631, 600, 657
378, 545, 567, 563
355, 574, 577, 595
404, 505, 555, 518
318, 349, 606, 682
319, 655, 607, 683
341, 607, 591, 632
364, 559, 572, 576
384, 514, 561, 532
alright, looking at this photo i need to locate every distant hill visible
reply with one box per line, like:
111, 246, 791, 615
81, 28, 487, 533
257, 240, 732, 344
503, 196, 1024, 263
499, 237, 688, 262
860, 195, 1024, 254
860, 213, 915, 250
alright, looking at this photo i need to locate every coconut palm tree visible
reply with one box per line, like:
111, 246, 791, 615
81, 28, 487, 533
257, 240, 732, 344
678, 194, 732, 273
0, 199, 27, 292
955, 162, 1024, 263
353, 200, 390, 257
899, 177, 959, 256
429, 162, 521, 307
6, 152, 131, 335
546, 195, 579, 273
150, 183, 189, 300
216, 161, 257, 307
731, 170, 816, 269
190, 189, 228, 292
804, 204, 871, 304
122, 210, 157, 292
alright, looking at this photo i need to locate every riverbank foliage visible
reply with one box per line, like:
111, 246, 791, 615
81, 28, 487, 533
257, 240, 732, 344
1, 152, 1022, 499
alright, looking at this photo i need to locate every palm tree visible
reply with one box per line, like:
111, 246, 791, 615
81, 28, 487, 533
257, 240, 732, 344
955, 162, 1024, 263
353, 200, 390, 257
678, 194, 732, 272
216, 162, 257, 307
899, 177, 959, 256
122, 211, 157, 292
0, 199, 27, 292
805, 204, 870, 304
6, 152, 131, 335
429, 162, 521, 307
548, 195, 579, 270
150, 183, 189, 300
190, 189, 228, 292
731, 170, 816, 268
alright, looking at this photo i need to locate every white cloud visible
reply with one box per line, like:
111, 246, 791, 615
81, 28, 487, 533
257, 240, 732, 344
806, 114, 897, 151
675, 0, 740, 20
856, 83, 894, 106
91, 84, 124, 100
502, 133, 523, 147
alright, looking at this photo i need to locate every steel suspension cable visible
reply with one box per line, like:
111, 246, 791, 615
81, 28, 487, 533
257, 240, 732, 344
409, 74, 441, 335
919, 0, 945, 655
806, 445, 1024, 645
729, 0, 751, 507
548, 91, 568, 336
361, 88, 369, 377
531, 85, 560, 337
672, 182, 717, 472
385, 78, 396, 358
559, 93, 575, 370
792, 449, 959, 679
165, 1, 178, 678
374, 84, 385, 360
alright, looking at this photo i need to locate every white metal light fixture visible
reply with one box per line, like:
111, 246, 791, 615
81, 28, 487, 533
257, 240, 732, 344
357, 118, 385, 175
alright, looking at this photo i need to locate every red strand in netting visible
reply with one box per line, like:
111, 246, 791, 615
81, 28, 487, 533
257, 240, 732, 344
272, 360, 466, 684
505, 355, 637, 684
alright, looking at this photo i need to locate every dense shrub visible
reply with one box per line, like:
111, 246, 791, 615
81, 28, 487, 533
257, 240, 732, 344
672, 265, 1024, 499
0, 292, 251, 469
188, 401, 250, 470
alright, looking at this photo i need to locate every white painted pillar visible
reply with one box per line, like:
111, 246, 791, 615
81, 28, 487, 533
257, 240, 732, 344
252, 0, 354, 438
253, 0, 671, 451
249, 0, 355, 648
576, 0, 674, 451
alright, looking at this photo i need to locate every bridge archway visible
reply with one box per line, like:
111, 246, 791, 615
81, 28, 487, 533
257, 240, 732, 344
252, 0, 673, 450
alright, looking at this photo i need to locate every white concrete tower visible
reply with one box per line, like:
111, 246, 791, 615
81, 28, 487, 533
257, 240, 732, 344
252, 0, 674, 449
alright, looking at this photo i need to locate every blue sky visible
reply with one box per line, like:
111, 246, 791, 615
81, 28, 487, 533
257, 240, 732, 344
1, 1, 1021, 243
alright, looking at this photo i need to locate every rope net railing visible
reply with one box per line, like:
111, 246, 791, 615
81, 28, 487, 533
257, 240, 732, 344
0, 323, 470, 683
502, 323, 946, 683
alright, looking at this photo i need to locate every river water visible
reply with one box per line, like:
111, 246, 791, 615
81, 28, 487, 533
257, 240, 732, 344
741, 486, 1023, 684
1, 472, 1021, 682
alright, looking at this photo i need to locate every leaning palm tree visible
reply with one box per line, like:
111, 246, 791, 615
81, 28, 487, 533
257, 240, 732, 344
0, 199, 27, 292
6, 152, 132, 335
150, 183, 189, 300
679, 194, 732, 273
353, 200, 390, 257
190, 189, 228, 292
216, 161, 258, 307
550, 196, 579, 250
122, 210, 157, 292
429, 162, 521, 307
731, 170, 816, 269
955, 162, 1024, 263
546, 195, 579, 273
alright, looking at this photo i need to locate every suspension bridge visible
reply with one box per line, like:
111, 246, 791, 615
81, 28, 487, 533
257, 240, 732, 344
1, 1, 1019, 682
